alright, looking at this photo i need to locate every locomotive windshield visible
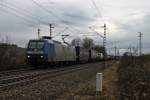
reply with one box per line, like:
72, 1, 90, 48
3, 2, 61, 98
28, 41, 44, 49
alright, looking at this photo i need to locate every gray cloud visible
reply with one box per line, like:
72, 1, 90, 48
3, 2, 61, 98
0, 0, 150, 54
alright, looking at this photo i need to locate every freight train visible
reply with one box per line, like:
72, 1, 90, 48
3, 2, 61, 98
25, 37, 102, 67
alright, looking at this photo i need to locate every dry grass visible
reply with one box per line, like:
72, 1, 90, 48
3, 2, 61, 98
0, 44, 25, 70
102, 62, 119, 99
117, 55, 150, 99
59, 62, 119, 100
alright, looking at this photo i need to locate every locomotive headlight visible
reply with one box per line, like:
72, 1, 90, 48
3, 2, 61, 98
40, 56, 44, 58
27, 56, 30, 58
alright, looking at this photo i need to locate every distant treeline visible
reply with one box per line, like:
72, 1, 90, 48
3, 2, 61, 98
0, 43, 25, 70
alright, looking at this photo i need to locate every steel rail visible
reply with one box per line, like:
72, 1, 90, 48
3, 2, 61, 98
0, 64, 90, 90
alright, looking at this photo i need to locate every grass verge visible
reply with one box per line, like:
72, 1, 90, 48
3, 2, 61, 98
58, 62, 119, 100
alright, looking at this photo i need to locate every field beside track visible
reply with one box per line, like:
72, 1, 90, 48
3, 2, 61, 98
117, 55, 150, 99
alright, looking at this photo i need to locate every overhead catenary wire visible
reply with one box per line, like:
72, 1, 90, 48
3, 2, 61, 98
1, 0, 106, 42
89, 27, 104, 38
90, 0, 105, 23
0, 1, 50, 26
30, 0, 62, 22
30, 0, 90, 35
90, 0, 102, 17
3, 1, 37, 18
0, 4, 36, 27
0, 2, 42, 27
0, 0, 83, 37
1, 0, 95, 35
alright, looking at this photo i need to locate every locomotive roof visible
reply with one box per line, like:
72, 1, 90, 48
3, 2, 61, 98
29, 39, 62, 44
29, 39, 74, 47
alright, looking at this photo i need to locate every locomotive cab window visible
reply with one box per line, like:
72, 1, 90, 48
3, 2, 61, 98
28, 42, 36, 49
37, 42, 44, 49
28, 41, 44, 49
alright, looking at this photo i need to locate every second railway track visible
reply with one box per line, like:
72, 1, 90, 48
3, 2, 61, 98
0, 65, 32, 77
0, 63, 93, 90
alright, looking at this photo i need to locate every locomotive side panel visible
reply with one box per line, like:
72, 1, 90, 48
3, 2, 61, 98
46, 42, 55, 62
66, 46, 76, 61
54, 43, 66, 61
69, 47, 76, 61
54, 43, 76, 62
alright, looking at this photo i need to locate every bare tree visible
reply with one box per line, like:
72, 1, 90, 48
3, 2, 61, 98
71, 38, 81, 46
82, 37, 94, 49
93, 45, 106, 56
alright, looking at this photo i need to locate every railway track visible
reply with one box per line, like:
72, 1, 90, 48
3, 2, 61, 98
0, 64, 92, 90
0, 65, 32, 77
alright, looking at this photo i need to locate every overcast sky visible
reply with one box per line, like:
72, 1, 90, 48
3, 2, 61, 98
0, 0, 150, 54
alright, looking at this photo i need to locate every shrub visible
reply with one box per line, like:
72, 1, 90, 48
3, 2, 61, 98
117, 55, 150, 99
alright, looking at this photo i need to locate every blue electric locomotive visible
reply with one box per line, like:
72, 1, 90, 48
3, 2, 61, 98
26, 39, 52, 65
26, 37, 76, 65
25, 37, 102, 66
